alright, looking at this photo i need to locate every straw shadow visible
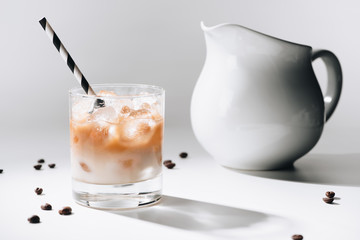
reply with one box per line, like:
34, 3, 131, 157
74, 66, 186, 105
230, 153, 360, 186
110, 195, 276, 232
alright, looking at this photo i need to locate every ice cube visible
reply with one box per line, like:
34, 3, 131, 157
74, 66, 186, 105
121, 119, 155, 141
117, 105, 131, 118
132, 95, 157, 110
71, 97, 94, 121
120, 105, 131, 114
121, 122, 139, 141
108, 125, 119, 138
129, 109, 152, 119
136, 120, 152, 134
150, 102, 162, 116
111, 99, 133, 116
97, 90, 131, 113
140, 102, 151, 110
89, 106, 118, 123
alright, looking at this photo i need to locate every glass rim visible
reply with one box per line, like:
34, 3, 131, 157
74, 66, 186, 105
69, 83, 165, 99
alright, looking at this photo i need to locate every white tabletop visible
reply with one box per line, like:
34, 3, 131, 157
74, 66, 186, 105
1, 126, 359, 240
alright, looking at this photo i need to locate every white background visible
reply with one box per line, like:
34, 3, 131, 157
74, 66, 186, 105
1, 0, 360, 134
1, 1, 360, 239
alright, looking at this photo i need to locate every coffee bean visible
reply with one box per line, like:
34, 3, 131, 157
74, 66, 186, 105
326, 191, 335, 198
0, 169, 3, 174
59, 206, 72, 215
164, 162, 176, 169
48, 163, 56, 168
41, 203, 52, 210
35, 187, 43, 195
34, 164, 42, 170
37, 159, 45, 163
28, 215, 40, 224
179, 152, 188, 158
163, 160, 176, 169
163, 160, 172, 165
323, 197, 334, 204
292, 234, 303, 240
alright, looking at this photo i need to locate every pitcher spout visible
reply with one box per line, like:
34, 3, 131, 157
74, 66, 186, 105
200, 21, 234, 32
201, 22, 311, 60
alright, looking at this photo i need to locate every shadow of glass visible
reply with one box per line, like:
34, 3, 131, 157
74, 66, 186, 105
230, 153, 360, 186
109, 195, 288, 238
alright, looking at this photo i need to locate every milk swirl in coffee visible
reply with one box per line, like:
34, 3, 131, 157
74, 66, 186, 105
70, 90, 163, 185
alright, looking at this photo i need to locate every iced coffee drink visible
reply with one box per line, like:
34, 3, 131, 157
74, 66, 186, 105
69, 84, 164, 209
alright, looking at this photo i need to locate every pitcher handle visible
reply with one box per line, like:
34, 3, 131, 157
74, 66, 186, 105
311, 50, 342, 121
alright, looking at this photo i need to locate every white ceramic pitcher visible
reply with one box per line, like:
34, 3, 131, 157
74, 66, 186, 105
191, 22, 342, 170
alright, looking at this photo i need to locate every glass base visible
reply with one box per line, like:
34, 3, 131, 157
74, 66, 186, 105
72, 174, 162, 210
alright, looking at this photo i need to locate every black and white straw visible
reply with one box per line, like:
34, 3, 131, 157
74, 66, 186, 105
39, 17, 104, 107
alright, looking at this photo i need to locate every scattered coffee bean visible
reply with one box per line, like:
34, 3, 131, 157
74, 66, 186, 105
59, 206, 72, 215
41, 203, 52, 210
179, 152, 188, 158
0, 169, 3, 174
48, 163, 56, 168
323, 197, 334, 204
163, 160, 176, 169
34, 164, 42, 170
28, 215, 40, 224
163, 160, 172, 165
292, 234, 303, 240
35, 187, 43, 195
326, 191, 335, 198
167, 162, 176, 169
37, 159, 45, 163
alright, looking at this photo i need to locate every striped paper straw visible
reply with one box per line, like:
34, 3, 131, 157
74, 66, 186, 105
39, 17, 104, 107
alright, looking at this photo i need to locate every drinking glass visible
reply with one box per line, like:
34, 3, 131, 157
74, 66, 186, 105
69, 84, 164, 209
